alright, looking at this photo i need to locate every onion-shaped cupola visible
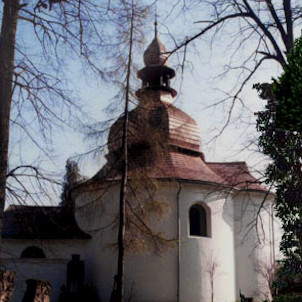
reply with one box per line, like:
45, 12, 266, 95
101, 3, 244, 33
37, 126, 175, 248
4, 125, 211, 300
94, 24, 225, 185
136, 21, 177, 98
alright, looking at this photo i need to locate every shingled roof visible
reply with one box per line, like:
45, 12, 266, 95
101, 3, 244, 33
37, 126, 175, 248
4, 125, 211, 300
95, 150, 224, 184
108, 101, 201, 155
2, 205, 90, 239
143, 36, 169, 67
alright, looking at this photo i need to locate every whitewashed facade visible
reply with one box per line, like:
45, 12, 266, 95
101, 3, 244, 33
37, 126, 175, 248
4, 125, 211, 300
1, 32, 279, 302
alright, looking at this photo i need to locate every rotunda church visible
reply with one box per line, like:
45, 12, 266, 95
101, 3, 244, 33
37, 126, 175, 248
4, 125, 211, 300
1, 30, 278, 302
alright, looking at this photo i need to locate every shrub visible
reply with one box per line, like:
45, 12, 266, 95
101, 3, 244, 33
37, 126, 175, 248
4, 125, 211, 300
274, 294, 302, 302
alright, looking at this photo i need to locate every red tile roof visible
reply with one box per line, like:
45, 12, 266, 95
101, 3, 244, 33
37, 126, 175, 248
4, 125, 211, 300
207, 162, 266, 191
95, 153, 265, 191
108, 101, 201, 155
132, 151, 225, 183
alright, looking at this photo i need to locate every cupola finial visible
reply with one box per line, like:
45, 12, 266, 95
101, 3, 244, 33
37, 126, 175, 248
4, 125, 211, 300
154, 10, 158, 38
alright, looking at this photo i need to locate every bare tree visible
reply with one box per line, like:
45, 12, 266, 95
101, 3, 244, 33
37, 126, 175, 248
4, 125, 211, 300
255, 261, 275, 300
0, 0, 155, 246
0, 0, 20, 243
0, 0, 93, 245
116, 0, 135, 299
78, 4, 177, 300
206, 252, 219, 302
167, 0, 302, 133
0, 0, 170, 300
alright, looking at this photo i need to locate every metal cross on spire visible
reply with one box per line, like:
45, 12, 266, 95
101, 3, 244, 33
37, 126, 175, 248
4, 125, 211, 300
154, 8, 158, 38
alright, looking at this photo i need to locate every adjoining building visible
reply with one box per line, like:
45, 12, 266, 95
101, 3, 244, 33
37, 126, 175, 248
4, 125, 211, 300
1, 29, 277, 302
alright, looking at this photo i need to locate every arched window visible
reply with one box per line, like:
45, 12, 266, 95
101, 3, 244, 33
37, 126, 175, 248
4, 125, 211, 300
189, 204, 208, 237
21, 246, 46, 258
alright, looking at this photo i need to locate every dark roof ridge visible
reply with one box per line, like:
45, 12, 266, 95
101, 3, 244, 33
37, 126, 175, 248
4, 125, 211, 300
6, 205, 60, 210
207, 161, 247, 164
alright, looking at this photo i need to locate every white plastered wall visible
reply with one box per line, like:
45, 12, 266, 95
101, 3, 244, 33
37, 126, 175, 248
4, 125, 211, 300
75, 181, 237, 302
178, 182, 236, 302
233, 190, 276, 302
75, 182, 178, 302
0, 182, 278, 302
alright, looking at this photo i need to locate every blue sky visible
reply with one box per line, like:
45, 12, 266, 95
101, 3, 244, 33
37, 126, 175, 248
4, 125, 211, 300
4, 1, 296, 205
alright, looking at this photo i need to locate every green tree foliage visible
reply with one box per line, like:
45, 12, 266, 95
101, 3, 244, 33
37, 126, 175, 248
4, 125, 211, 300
275, 37, 302, 132
256, 35, 302, 295
274, 294, 302, 302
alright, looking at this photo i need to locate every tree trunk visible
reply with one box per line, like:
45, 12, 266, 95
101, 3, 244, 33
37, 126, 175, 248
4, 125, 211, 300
22, 279, 51, 302
116, 1, 134, 302
0, 0, 19, 245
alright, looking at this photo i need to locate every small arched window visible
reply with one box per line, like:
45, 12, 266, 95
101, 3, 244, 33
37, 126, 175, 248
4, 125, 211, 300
189, 204, 208, 237
21, 246, 46, 258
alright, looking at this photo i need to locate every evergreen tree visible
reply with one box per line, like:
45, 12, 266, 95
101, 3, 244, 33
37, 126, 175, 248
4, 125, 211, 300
256, 34, 302, 296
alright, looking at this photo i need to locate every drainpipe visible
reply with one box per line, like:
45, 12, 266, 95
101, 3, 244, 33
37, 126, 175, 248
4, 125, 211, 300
176, 181, 182, 302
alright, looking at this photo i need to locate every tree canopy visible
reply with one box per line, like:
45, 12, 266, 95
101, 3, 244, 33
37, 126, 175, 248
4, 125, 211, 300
275, 36, 302, 132
256, 34, 302, 295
